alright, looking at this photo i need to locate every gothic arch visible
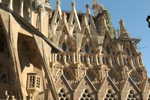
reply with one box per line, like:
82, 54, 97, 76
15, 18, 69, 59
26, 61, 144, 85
80, 37, 91, 53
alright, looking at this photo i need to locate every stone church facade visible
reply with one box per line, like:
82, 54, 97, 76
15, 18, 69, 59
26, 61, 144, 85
0, 0, 149, 100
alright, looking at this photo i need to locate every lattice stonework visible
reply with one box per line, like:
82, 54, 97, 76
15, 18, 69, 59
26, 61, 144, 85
58, 88, 69, 100
80, 89, 94, 100
26, 73, 41, 92
104, 90, 117, 100
127, 90, 139, 100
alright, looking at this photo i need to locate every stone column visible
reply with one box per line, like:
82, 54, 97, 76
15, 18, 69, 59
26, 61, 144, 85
30, 0, 33, 24
19, 0, 24, 17
8, 0, 13, 10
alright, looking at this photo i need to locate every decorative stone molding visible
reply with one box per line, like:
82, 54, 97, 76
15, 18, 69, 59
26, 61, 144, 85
34, 0, 51, 11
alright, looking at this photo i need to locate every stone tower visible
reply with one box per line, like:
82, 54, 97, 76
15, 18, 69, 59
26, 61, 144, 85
0, 0, 149, 100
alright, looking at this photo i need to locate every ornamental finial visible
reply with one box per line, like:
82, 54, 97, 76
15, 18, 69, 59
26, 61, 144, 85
56, 0, 60, 4
71, 1, 76, 6
86, 3, 90, 8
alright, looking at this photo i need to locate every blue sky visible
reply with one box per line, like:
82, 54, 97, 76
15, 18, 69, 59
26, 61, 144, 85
50, 0, 150, 77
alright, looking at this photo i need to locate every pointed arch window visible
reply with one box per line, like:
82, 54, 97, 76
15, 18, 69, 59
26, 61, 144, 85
85, 45, 89, 53
62, 43, 67, 51
106, 46, 110, 54
126, 48, 130, 55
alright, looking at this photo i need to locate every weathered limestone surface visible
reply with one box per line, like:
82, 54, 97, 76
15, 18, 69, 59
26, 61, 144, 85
0, 0, 149, 100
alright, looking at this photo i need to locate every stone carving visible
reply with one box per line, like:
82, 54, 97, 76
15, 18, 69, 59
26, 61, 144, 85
34, 0, 51, 10
119, 19, 127, 33
63, 55, 66, 64
108, 57, 113, 67
128, 57, 134, 69
0, 0, 148, 100
86, 56, 90, 65
4, 91, 9, 100
99, 5, 105, 11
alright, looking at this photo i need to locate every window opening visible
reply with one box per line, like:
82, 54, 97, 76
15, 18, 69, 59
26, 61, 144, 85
80, 89, 94, 100
56, 18, 59, 23
62, 43, 67, 51
85, 45, 89, 53
126, 48, 130, 55
104, 90, 117, 100
70, 55, 72, 62
27, 73, 41, 91
127, 90, 139, 100
60, 55, 63, 61
58, 88, 69, 100
73, 18, 75, 24
66, 55, 69, 61
106, 46, 110, 54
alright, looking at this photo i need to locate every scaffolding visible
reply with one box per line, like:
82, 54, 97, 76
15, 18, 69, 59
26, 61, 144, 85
115, 32, 141, 45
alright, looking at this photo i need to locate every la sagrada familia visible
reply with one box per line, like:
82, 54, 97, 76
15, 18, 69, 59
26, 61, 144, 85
0, 0, 149, 100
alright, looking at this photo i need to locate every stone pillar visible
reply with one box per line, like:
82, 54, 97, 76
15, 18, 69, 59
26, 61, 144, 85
8, 0, 13, 10
30, 0, 33, 24
19, 0, 24, 17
